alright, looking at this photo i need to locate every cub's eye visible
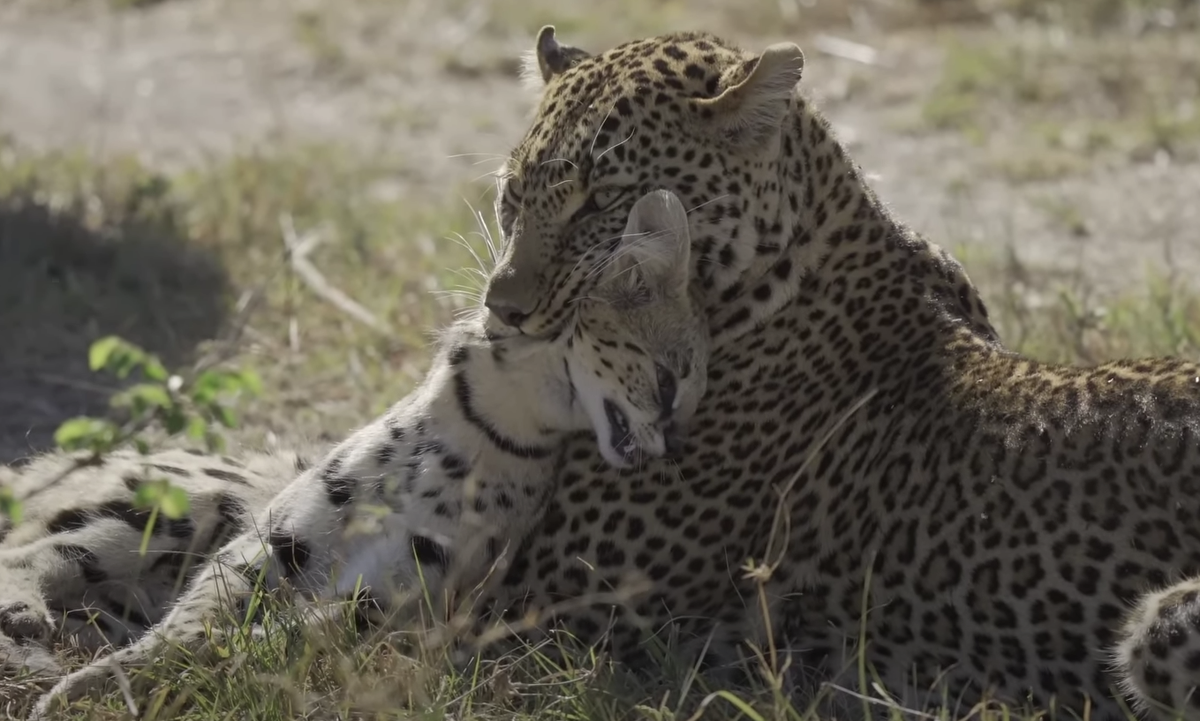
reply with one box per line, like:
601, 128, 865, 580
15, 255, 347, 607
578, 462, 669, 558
656, 363, 678, 412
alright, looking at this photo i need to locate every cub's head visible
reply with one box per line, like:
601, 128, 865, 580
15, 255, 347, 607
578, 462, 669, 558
566, 189, 709, 469
483, 27, 804, 337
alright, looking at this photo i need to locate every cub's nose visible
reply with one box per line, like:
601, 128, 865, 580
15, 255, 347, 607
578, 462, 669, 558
485, 301, 528, 329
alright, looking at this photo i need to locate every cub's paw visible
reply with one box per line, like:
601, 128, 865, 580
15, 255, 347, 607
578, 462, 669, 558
0, 600, 55, 645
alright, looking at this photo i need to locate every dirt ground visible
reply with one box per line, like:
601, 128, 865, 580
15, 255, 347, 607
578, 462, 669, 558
3, 0, 1197, 285
0, 0, 1197, 461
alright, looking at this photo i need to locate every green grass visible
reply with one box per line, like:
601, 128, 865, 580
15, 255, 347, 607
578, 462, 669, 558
919, 23, 1200, 180
951, 240, 1200, 363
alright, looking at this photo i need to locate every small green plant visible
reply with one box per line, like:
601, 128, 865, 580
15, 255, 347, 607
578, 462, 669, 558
54, 334, 262, 456
1, 336, 261, 533
0, 484, 22, 524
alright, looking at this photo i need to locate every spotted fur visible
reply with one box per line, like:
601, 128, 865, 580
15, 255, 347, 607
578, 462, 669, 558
474, 27, 1200, 721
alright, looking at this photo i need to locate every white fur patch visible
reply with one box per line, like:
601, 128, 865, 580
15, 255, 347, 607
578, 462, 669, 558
518, 48, 546, 96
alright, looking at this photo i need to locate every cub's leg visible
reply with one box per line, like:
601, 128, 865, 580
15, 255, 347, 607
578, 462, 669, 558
30, 475, 341, 717
0, 464, 63, 670
28, 530, 277, 717
2, 513, 228, 655
0, 482, 260, 680
0, 549, 58, 649
1113, 575, 1200, 720
0, 546, 60, 678
0, 538, 140, 681
0, 462, 234, 679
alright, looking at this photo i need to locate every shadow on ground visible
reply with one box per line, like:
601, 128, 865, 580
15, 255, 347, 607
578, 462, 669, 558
0, 192, 230, 464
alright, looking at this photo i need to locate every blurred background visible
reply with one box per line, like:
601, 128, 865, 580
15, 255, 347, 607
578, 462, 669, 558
1, 0, 1197, 463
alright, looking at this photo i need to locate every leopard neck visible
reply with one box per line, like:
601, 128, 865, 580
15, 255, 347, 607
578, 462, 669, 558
700, 93, 999, 350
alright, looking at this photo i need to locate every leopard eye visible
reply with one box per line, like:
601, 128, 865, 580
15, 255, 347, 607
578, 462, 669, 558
569, 187, 625, 225
498, 195, 520, 234
592, 186, 624, 210
496, 178, 522, 234
656, 363, 678, 412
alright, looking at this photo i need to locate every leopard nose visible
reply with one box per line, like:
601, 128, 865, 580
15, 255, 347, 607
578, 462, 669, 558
485, 301, 529, 329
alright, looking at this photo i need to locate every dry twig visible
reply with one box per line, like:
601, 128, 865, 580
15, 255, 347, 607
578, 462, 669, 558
279, 213, 392, 336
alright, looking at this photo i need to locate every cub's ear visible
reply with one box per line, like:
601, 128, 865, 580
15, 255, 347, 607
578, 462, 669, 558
691, 43, 805, 149
600, 190, 691, 303
519, 26, 592, 92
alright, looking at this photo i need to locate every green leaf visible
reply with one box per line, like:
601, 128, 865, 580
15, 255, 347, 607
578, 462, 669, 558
132, 479, 163, 507
189, 370, 223, 405
141, 357, 169, 383
191, 367, 260, 405
164, 408, 187, 435
88, 336, 123, 372
208, 403, 238, 429
53, 417, 117, 451
0, 489, 22, 525
110, 350, 142, 379
88, 336, 152, 379
186, 416, 208, 441
135, 439, 151, 455
112, 383, 173, 413
131, 383, 172, 409
160, 486, 191, 519
236, 368, 263, 397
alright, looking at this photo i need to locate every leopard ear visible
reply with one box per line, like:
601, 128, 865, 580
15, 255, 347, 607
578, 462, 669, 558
519, 26, 592, 91
692, 43, 804, 149
602, 190, 691, 302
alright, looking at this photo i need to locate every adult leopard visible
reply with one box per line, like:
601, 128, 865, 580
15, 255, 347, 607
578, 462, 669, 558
19, 190, 710, 715
474, 27, 1200, 721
